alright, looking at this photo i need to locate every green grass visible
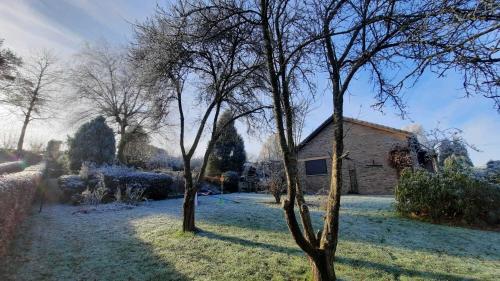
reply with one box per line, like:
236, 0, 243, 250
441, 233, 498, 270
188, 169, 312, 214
1, 194, 499, 280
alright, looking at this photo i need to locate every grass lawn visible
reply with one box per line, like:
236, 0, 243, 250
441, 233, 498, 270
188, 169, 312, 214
0, 193, 499, 281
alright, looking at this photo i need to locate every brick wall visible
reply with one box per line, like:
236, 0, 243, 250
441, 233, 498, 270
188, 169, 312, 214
298, 120, 410, 195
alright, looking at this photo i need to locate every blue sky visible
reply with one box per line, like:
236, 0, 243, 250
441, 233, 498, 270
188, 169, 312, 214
0, 0, 498, 166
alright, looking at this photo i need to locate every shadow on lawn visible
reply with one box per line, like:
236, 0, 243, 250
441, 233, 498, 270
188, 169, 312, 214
194, 196, 500, 261
0, 205, 190, 281
199, 229, 475, 281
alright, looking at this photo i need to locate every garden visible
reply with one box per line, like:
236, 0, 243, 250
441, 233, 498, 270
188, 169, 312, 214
1, 194, 499, 281
1, 0, 499, 280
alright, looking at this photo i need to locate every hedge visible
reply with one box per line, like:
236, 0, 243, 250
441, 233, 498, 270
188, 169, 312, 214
0, 162, 46, 257
395, 168, 500, 226
0, 161, 26, 175
98, 170, 174, 201
58, 175, 86, 203
75, 165, 174, 203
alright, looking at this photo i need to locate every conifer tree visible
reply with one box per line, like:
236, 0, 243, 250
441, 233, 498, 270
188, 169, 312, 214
68, 116, 115, 171
207, 111, 246, 175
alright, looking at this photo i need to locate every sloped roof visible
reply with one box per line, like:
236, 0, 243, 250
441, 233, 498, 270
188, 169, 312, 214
298, 116, 411, 150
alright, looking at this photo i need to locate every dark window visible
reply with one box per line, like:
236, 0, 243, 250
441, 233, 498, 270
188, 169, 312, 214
305, 159, 327, 175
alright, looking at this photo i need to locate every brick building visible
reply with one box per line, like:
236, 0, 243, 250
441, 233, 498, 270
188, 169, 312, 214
298, 117, 414, 195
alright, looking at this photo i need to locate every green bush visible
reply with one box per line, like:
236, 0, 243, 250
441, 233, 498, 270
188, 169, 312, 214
395, 168, 500, 225
67, 116, 115, 171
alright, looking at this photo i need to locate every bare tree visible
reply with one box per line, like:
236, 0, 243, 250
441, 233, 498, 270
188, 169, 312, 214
0, 50, 61, 156
415, 126, 477, 171
258, 133, 282, 161
199, 0, 498, 279
132, 2, 267, 232
70, 43, 164, 163
284, 0, 498, 279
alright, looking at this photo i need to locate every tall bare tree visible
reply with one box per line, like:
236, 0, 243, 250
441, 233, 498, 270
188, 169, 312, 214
70, 43, 163, 163
0, 50, 61, 156
311, 1, 498, 278
133, 2, 267, 232
195, 0, 498, 279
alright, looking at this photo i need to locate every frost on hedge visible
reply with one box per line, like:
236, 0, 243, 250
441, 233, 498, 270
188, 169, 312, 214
474, 160, 500, 185
60, 163, 174, 204
395, 167, 500, 225
0, 162, 46, 257
0, 161, 25, 175
58, 175, 86, 202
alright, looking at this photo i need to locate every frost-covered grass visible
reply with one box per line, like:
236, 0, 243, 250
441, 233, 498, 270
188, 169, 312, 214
1, 194, 499, 281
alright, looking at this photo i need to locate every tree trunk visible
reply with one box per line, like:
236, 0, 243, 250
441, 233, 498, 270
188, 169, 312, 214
317, 22, 344, 280
309, 251, 336, 281
273, 190, 281, 204
431, 154, 439, 173
117, 125, 127, 164
182, 166, 196, 232
182, 186, 196, 232
16, 108, 32, 156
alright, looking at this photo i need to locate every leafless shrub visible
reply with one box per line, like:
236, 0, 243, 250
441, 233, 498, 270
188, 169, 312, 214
81, 173, 106, 206
125, 183, 145, 205
388, 144, 414, 175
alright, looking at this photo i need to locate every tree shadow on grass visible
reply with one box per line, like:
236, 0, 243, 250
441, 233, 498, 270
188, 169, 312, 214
0, 204, 190, 281
194, 195, 500, 261
198, 228, 303, 256
199, 229, 475, 281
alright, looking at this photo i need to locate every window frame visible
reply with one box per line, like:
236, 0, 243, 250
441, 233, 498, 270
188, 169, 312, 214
304, 158, 328, 176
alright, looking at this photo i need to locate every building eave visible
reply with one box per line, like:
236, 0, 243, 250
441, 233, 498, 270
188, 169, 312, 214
298, 116, 412, 150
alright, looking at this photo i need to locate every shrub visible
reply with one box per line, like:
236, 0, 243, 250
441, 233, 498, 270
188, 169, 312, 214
0, 162, 46, 257
104, 170, 173, 200
388, 143, 414, 176
259, 163, 286, 203
395, 168, 500, 225
87, 165, 173, 201
81, 174, 107, 205
221, 171, 239, 193
481, 160, 500, 185
443, 154, 473, 175
67, 116, 115, 171
57, 175, 86, 203
45, 140, 68, 177
121, 183, 146, 204
0, 161, 25, 175
59, 165, 174, 204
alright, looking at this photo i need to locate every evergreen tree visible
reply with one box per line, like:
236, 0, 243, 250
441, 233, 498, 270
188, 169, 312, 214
207, 111, 246, 175
68, 116, 115, 171
438, 139, 473, 168
123, 126, 153, 167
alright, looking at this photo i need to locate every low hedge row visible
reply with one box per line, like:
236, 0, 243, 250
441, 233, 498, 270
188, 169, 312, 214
58, 165, 174, 204
0, 161, 25, 175
98, 171, 174, 201
58, 175, 86, 203
0, 162, 46, 257
395, 168, 500, 226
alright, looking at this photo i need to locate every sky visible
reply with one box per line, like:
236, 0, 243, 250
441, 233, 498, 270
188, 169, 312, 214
0, 0, 498, 166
